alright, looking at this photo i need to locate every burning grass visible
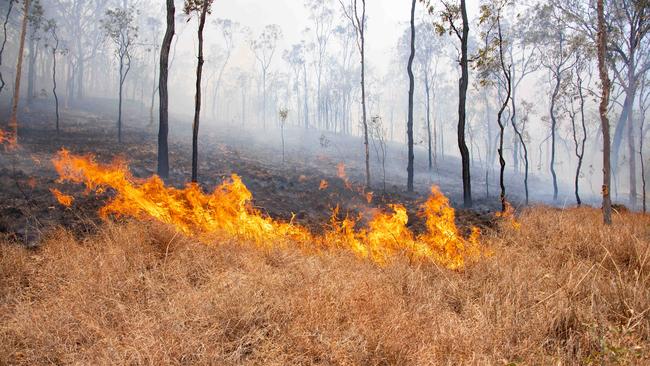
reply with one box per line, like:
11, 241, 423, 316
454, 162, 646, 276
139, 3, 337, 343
1, 206, 649, 364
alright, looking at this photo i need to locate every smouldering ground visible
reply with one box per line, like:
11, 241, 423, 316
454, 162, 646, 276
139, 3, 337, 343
1, 206, 649, 365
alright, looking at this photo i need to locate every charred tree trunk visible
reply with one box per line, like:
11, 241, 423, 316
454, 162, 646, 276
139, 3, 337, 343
406, 0, 416, 192
0, 0, 14, 95
571, 72, 587, 206
458, 0, 472, 207
52, 29, 60, 134
191, 1, 208, 183
157, 0, 174, 179
496, 15, 512, 213
8, 0, 30, 143
597, 0, 612, 225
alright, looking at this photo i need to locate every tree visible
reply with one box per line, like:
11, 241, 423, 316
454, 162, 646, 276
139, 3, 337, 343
8, 0, 30, 145
0, 0, 16, 95
101, 6, 138, 144
597, 0, 612, 225
185, 0, 213, 183
279, 107, 289, 163
638, 73, 649, 213
338, 0, 370, 189
44, 19, 63, 134
406, 0, 416, 192
26, 0, 43, 104
158, 0, 175, 179
423, 0, 472, 207
529, 4, 575, 202
250, 24, 282, 129
145, 16, 161, 126
211, 18, 240, 121
477, 0, 512, 212
305, 0, 334, 128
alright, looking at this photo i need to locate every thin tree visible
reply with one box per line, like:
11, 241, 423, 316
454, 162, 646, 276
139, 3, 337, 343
0, 0, 16, 95
146, 16, 161, 126
158, 0, 175, 179
567, 56, 589, 206
45, 19, 62, 134
423, 0, 472, 207
597, 0, 612, 225
8, 0, 30, 145
406, 0, 416, 192
250, 24, 282, 129
639, 74, 649, 213
338, 0, 369, 189
184, 0, 213, 183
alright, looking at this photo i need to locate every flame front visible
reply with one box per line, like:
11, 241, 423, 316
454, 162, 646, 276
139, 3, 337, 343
51, 149, 483, 269
50, 188, 74, 207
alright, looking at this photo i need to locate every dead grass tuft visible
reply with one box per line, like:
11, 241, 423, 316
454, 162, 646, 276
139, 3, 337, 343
1, 206, 649, 365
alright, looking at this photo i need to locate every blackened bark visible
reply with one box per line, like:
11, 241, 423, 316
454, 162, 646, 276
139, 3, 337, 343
458, 0, 472, 207
0, 0, 13, 94
496, 15, 511, 213
191, 1, 208, 183
158, 0, 174, 179
406, 0, 416, 192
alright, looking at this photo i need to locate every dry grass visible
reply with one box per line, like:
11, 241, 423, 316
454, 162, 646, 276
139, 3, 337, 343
1, 206, 649, 365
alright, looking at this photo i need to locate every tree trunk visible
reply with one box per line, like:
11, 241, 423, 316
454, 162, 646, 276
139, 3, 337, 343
458, 0, 472, 207
425, 75, 433, 171
406, 0, 416, 192
158, 0, 174, 179
27, 35, 35, 103
359, 0, 370, 189
627, 102, 637, 207
53, 35, 60, 134
118, 55, 124, 143
597, 0, 612, 224
8, 0, 30, 143
0, 0, 14, 95
191, 2, 208, 183
549, 67, 561, 201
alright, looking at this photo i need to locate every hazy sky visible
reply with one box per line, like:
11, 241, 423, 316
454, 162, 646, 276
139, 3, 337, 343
212, 0, 482, 74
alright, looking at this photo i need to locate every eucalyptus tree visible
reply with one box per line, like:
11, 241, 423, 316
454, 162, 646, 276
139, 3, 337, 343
184, 0, 214, 183
101, 6, 138, 144
597, 0, 612, 224
157, 0, 175, 179
639, 73, 649, 212
476, 0, 512, 212
405, 0, 417, 192
283, 42, 308, 128
8, 0, 30, 144
305, 0, 334, 128
338, 0, 369, 189
528, 4, 577, 202
422, 0, 472, 207
552, 0, 650, 208
250, 24, 282, 129
0, 0, 17, 95
26, 0, 43, 104
211, 18, 241, 121
44, 19, 64, 133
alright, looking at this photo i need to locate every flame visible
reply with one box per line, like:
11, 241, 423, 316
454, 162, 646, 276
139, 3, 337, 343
51, 149, 484, 269
365, 191, 373, 203
337, 162, 352, 189
0, 129, 17, 150
50, 188, 74, 207
496, 201, 521, 230
319, 179, 329, 190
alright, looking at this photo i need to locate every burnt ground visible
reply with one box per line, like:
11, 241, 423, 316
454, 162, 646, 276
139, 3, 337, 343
0, 99, 503, 246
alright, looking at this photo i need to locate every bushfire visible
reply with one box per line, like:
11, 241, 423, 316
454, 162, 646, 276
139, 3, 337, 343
51, 149, 483, 269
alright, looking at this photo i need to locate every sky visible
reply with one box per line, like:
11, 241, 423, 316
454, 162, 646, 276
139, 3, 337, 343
211, 0, 482, 75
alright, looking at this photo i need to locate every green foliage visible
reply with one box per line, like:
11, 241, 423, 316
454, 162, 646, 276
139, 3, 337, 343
183, 0, 213, 16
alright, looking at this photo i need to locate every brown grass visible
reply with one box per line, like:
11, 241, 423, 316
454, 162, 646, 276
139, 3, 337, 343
1, 206, 649, 365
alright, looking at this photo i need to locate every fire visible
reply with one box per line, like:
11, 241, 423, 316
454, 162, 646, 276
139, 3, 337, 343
0, 129, 17, 150
337, 162, 352, 189
365, 191, 373, 203
51, 149, 484, 269
496, 201, 521, 230
319, 179, 329, 190
50, 188, 74, 207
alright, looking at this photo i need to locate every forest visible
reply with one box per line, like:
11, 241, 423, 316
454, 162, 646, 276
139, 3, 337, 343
0, 0, 649, 364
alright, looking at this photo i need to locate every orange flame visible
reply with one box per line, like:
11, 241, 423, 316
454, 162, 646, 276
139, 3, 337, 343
0, 129, 17, 150
365, 191, 373, 203
337, 162, 352, 189
319, 179, 329, 190
51, 149, 483, 269
50, 188, 74, 207
496, 201, 521, 230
